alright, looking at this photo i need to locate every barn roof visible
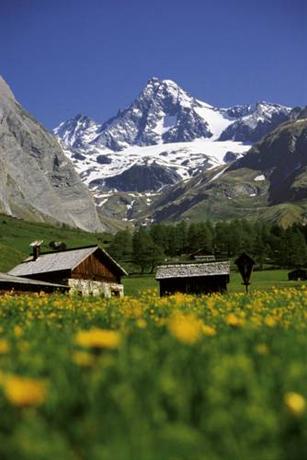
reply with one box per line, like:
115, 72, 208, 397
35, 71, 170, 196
8, 245, 127, 278
0, 272, 68, 289
155, 261, 230, 280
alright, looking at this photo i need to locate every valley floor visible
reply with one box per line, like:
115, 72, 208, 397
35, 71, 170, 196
123, 269, 305, 296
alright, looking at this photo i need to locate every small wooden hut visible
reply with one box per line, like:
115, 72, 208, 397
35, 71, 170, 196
288, 269, 307, 281
156, 261, 230, 296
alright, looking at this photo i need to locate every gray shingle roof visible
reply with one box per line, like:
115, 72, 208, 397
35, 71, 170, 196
155, 261, 230, 280
8, 246, 127, 278
0, 272, 68, 289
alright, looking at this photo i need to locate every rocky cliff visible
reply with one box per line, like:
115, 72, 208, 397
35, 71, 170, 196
0, 76, 103, 232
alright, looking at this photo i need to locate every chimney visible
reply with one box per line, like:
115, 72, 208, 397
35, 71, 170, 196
30, 240, 43, 261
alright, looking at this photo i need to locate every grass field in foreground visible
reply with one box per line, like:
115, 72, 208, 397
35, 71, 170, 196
0, 289, 307, 459
123, 269, 305, 296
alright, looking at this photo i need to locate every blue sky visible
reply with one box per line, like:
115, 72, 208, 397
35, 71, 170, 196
1, 0, 306, 128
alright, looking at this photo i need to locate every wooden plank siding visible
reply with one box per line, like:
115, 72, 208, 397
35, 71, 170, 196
72, 253, 120, 283
159, 275, 229, 296
22, 270, 71, 285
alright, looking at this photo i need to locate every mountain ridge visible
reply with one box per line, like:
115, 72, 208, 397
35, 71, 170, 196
53, 77, 294, 225
54, 77, 291, 199
141, 112, 307, 227
0, 74, 301, 232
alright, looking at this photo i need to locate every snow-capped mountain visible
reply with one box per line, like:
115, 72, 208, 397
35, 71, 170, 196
219, 102, 290, 143
91, 77, 234, 148
54, 114, 98, 150
54, 78, 291, 197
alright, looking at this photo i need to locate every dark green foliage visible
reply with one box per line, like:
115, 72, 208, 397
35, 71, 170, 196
110, 220, 307, 273
108, 229, 132, 261
272, 228, 307, 268
132, 227, 165, 273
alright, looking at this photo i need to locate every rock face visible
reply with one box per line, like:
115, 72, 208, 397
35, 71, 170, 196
95, 162, 181, 193
219, 102, 290, 143
141, 114, 307, 226
230, 114, 307, 204
0, 76, 103, 232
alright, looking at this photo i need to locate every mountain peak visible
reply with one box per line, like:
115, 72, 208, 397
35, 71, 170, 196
139, 77, 195, 113
146, 76, 179, 87
54, 113, 98, 148
142, 76, 183, 94
56, 74, 294, 154
146, 76, 161, 84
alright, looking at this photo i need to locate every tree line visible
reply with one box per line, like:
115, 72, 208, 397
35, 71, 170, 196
107, 220, 307, 274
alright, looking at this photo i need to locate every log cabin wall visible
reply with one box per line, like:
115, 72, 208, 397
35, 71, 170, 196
21, 270, 71, 285
72, 253, 120, 283
159, 275, 229, 296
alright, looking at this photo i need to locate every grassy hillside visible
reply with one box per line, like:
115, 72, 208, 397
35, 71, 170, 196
0, 215, 112, 272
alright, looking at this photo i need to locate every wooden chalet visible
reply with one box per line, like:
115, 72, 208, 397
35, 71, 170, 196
288, 269, 307, 281
155, 261, 230, 296
8, 245, 127, 297
0, 272, 68, 295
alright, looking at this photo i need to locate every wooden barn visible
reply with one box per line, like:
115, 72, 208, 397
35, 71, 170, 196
8, 244, 127, 297
156, 261, 230, 296
288, 269, 307, 281
0, 272, 69, 295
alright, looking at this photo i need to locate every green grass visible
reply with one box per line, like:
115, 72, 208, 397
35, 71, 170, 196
1, 289, 307, 458
123, 269, 305, 296
0, 214, 111, 272
124, 274, 158, 296
229, 269, 303, 291
0, 215, 304, 296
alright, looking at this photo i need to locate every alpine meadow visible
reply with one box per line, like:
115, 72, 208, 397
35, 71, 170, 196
0, 0, 307, 459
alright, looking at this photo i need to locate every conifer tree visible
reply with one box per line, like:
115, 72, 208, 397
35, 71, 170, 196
108, 229, 132, 261
133, 227, 164, 273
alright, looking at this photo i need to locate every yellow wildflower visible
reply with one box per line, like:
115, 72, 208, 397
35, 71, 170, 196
168, 313, 203, 345
284, 392, 306, 416
3, 376, 47, 407
265, 316, 277, 327
75, 328, 121, 349
120, 299, 143, 318
0, 339, 9, 354
172, 292, 188, 305
226, 313, 244, 328
202, 324, 217, 336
